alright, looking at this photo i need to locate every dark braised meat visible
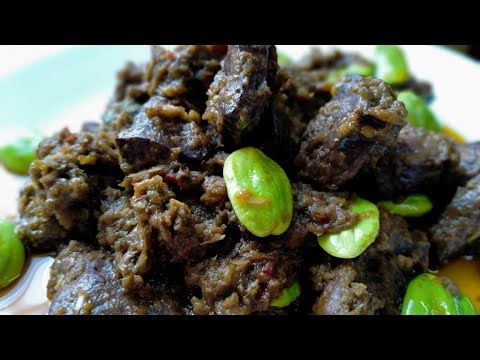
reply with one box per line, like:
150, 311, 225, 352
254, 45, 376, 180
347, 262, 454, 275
117, 96, 220, 172
48, 241, 182, 315
17, 128, 120, 250
310, 263, 384, 315
455, 142, 480, 180
131, 168, 231, 260
146, 45, 223, 110
429, 174, 480, 263
281, 182, 358, 249
358, 125, 460, 199
203, 45, 278, 144
114, 61, 149, 103
295, 75, 407, 190
97, 187, 153, 291
102, 99, 143, 137
102, 62, 149, 137
310, 209, 429, 315
185, 239, 301, 315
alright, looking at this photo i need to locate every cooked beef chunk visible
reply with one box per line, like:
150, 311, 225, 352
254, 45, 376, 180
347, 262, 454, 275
117, 96, 221, 173
48, 241, 182, 315
17, 183, 69, 250
97, 187, 153, 291
266, 70, 332, 167
429, 174, 480, 263
114, 61, 149, 103
102, 99, 143, 137
361, 125, 460, 199
185, 239, 301, 315
311, 264, 384, 315
17, 128, 121, 250
280, 68, 332, 125
201, 150, 229, 176
455, 142, 480, 180
98, 167, 224, 291
281, 182, 357, 248
310, 209, 429, 315
146, 45, 223, 110
203, 45, 278, 144
35, 128, 119, 167
353, 209, 429, 314
295, 75, 407, 190
101, 61, 150, 137
122, 163, 205, 194
113, 45, 227, 173
200, 175, 228, 209
276, 50, 373, 158
123, 167, 230, 263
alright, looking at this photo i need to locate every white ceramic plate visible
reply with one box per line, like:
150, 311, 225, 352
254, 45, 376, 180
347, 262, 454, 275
0, 45, 478, 315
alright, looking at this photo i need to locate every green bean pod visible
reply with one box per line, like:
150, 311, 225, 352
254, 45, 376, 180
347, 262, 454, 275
379, 194, 433, 218
317, 197, 380, 259
402, 273, 476, 315
374, 45, 410, 85
0, 137, 40, 175
224, 147, 293, 237
327, 63, 376, 81
271, 281, 301, 308
0, 220, 25, 289
277, 51, 293, 67
397, 90, 442, 132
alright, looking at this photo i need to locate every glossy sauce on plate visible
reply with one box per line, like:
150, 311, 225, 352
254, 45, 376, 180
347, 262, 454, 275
0, 255, 53, 315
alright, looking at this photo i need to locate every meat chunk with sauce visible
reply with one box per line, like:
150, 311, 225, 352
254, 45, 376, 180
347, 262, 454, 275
295, 75, 407, 190
311, 208, 429, 315
146, 45, 224, 110
455, 142, 480, 180
116, 96, 221, 173
98, 167, 232, 276
203, 45, 278, 144
358, 125, 460, 200
429, 174, 480, 263
17, 128, 121, 250
185, 239, 301, 315
48, 241, 182, 315
280, 182, 358, 249
310, 264, 384, 315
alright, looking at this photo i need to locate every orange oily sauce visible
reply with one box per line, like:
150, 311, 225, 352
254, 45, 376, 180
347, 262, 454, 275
436, 257, 480, 313
442, 125, 467, 143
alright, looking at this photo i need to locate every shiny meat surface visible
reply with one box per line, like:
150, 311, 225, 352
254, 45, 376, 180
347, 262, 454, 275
48, 241, 182, 315
295, 75, 407, 190
430, 174, 480, 263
